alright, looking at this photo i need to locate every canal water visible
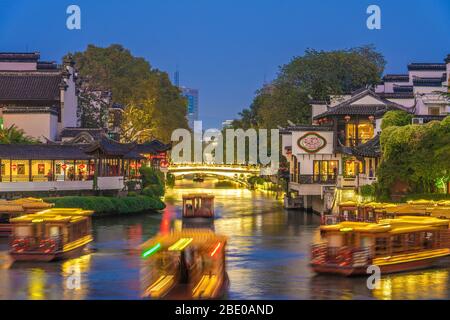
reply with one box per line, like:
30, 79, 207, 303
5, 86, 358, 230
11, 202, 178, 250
0, 178, 449, 299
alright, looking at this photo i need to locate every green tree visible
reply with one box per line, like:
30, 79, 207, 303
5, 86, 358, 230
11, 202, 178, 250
381, 110, 413, 130
378, 117, 450, 197
68, 44, 188, 142
0, 125, 39, 144
235, 45, 385, 129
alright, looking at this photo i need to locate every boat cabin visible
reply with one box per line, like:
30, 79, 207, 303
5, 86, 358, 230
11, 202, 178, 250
140, 229, 228, 299
182, 194, 215, 218
9, 208, 93, 262
311, 216, 450, 276
0, 198, 53, 237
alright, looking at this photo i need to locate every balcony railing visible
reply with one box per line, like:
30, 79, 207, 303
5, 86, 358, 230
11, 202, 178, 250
11, 235, 63, 253
298, 175, 337, 185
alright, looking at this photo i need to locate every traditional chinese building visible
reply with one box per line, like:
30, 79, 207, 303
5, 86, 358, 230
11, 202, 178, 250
281, 54, 450, 213
0, 135, 171, 197
0, 52, 78, 141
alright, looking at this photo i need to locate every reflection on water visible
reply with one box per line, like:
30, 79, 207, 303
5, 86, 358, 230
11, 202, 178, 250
0, 178, 450, 299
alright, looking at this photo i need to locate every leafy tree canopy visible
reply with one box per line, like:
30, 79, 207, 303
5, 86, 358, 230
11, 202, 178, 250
381, 110, 413, 130
69, 44, 188, 142
234, 45, 386, 129
378, 116, 450, 196
0, 125, 39, 144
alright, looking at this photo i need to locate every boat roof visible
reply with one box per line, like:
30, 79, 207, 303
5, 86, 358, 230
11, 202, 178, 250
182, 193, 215, 199
140, 229, 227, 256
34, 208, 93, 216
10, 212, 88, 224
320, 216, 450, 234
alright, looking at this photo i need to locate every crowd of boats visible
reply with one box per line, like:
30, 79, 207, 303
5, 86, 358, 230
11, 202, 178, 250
313, 199, 450, 276
2, 195, 450, 299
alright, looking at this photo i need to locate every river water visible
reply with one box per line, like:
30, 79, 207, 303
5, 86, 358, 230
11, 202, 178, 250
0, 179, 449, 300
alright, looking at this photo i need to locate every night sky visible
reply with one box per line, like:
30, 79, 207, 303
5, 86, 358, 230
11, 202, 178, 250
1, 0, 449, 128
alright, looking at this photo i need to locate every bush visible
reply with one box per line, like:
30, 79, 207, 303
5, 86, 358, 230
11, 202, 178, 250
359, 184, 376, 198
166, 173, 175, 188
44, 195, 165, 216
139, 166, 165, 196
142, 184, 165, 197
402, 193, 450, 202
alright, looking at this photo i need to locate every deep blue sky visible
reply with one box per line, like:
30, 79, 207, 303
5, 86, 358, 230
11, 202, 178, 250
0, 0, 449, 128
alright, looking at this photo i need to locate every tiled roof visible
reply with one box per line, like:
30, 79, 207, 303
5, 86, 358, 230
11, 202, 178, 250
2, 106, 59, 115
378, 92, 415, 99
382, 74, 409, 82
61, 128, 107, 140
83, 136, 136, 156
0, 52, 40, 62
313, 89, 409, 120
412, 76, 445, 87
0, 144, 92, 160
0, 73, 62, 101
37, 61, 58, 70
134, 140, 172, 154
408, 63, 446, 71
352, 134, 381, 158
393, 85, 413, 93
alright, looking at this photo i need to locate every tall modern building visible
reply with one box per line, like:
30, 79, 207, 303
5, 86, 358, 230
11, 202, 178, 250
181, 87, 199, 129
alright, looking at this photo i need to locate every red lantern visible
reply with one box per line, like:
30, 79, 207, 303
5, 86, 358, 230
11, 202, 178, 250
11, 164, 17, 171
130, 163, 136, 169
78, 164, 86, 170
61, 164, 67, 170
160, 159, 168, 168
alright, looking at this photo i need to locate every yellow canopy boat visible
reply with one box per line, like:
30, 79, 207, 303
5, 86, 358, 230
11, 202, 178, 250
312, 216, 450, 276
140, 229, 228, 299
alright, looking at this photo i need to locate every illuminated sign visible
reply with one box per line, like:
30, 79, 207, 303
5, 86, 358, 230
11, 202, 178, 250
297, 132, 327, 153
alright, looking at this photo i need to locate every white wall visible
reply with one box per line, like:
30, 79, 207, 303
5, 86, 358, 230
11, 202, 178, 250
60, 65, 78, 129
3, 113, 58, 141
0, 62, 37, 71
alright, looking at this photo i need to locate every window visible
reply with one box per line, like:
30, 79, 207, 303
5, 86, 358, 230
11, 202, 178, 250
344, 159, 364, 177
15, 226, 32, 237
313, 160, 338, 183
429, 107, 440, 116
375, 237, 388, 256
345, 121, 374, 146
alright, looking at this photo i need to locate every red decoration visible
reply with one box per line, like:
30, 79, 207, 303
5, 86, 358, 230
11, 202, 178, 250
61, 164, 67, 170
160, 159, 168, 168
11, 164, 17, 171
78, 164, 86, 170
344, 115, 351, 122
297, 132, 327, 154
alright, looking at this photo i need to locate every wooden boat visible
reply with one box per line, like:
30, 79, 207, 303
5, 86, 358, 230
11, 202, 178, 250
311, 216, 450, 276
140, 229, 228, 299
0, 198, 53, 237
326, 201, 433, 225
9, 208, 93, 262
182, 193, 214, 218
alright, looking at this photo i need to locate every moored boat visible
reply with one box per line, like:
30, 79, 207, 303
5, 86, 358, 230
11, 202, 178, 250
311, 216, 450, 276
140, 229, 228, 299
0, 198, 53, 237
9, 208, 93, 262
182, 193, 215, 219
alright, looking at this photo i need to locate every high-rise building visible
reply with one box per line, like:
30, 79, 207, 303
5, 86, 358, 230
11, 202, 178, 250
181, 87, 199, 129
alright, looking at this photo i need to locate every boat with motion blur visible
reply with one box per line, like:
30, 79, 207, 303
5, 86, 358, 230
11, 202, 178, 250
311, 216, 450, 276
182, 193, 215, 219
140, 229, 228, 299
9, 208, 93, 262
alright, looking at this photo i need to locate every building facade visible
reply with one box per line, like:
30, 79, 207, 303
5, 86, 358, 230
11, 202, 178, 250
282, 54, 450, 213
0, 53, 78, 142
181, 87, 199, 129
